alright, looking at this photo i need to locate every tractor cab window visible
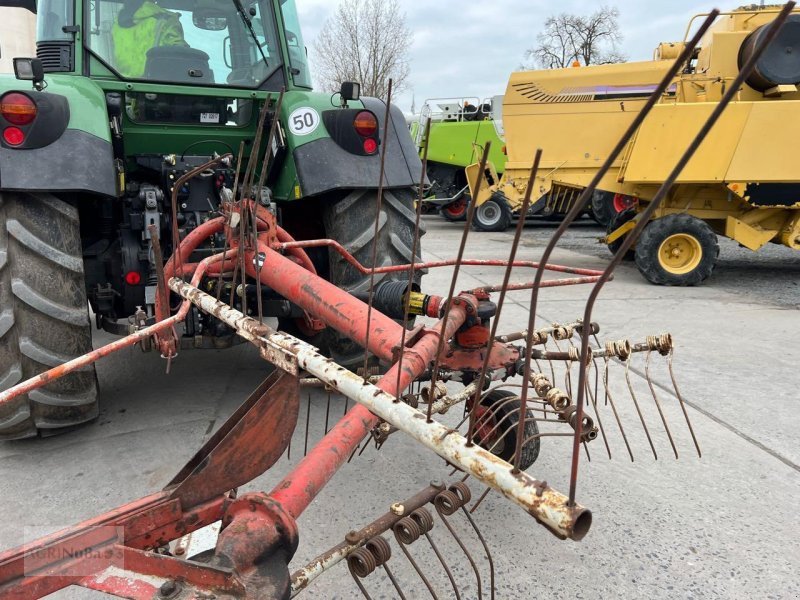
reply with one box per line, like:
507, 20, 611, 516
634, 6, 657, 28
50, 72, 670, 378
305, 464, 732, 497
37, 0, 74, 40
279, 0, 311, 88
85, 0, 283, 89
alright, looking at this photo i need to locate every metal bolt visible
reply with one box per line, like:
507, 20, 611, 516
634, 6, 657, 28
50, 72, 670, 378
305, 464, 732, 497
159, 580, 179, 598
390, 503, 405, 516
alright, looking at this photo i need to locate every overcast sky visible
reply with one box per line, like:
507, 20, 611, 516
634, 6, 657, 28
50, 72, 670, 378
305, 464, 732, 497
296, 0, 721, 112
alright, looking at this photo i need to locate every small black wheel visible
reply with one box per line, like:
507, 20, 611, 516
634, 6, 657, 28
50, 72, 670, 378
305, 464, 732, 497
635, 214, 719, 286
473, 389, 540, 470
606, 208, 637, 261
439, 195, 468, 222
472, 193, 512, 232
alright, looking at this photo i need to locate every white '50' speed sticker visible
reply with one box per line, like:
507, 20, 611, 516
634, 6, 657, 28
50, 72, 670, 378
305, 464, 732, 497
288, 107, 320, 136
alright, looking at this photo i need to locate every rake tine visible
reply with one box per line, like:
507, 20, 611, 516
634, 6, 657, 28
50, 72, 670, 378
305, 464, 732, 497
604, 358, 635, 462
459, 506, 495, 600
469, 487, 492, 515
585, 364, 612, 459
216, 141, 245, 301
467, 150, 542, 446
348, 560, 375, 600
583, 441, 591, 462
303, 393, 312, 458
251, 206, 263, 322
434, 499, 483, 600
669, 350, 702, 458
395, 117, 432, 402
427, 142, 492, 422
324, 391, 331, 434
569, 3, 793, 504
254, 88, 286, 202
623, 357, 657, 460
424, 532, 462, 600
523, 12, 719, 344
383, 563, 409, 600
362, 79, 395, 382
393, 526, 440, 599
645, 351, 679, 459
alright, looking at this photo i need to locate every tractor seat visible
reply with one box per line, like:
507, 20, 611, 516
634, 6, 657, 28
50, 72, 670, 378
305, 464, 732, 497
144, 46, 215, 84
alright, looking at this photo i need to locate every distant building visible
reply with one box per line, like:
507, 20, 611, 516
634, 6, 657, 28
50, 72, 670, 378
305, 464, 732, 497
0, 7, 36, 73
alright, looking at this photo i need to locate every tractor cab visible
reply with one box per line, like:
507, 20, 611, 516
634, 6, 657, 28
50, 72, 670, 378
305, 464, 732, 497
36, 0, 310, 90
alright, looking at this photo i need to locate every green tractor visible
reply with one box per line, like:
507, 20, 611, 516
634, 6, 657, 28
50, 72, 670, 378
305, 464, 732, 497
0, 0, 424, 439
409, 97, 507, 228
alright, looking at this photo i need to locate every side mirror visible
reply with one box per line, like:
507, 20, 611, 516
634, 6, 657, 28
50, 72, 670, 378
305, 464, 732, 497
13, 57, 45, 91
340, 81, 361, 103
193, 8, 228, 31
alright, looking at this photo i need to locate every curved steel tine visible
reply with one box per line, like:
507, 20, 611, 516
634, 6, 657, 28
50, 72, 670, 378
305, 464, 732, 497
669, 349, 702, 457
645, 350, 678, 459
303, 392, 312, 457
427, 142, 492, 422
459, 507, 495, 600
624, 357, 657, 459
383, 564, 409, 600
524, 12, 719, 339
569, 4, 794, 503
348, 562, 375, 600
585, 362, 612, 459
435, 507, 483, 600
466, 151, 542, 445
604, 357, 635, 462
394, 534, 440, 599
395, 116, 432, 402
424, 532, 462, 600
362, 79, 395, 380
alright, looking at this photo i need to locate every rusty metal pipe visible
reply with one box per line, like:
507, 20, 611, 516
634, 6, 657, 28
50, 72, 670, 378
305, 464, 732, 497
248, 244, 404, 362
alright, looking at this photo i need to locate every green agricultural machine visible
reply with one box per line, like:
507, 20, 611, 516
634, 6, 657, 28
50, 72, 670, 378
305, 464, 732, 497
409, 97, 507, 228
0, 0, 424, 439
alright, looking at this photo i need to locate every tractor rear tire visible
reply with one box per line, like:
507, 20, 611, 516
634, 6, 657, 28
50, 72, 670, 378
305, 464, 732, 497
0, 192, 98, 439
321, 188, 423, 369
635, 214, 719, 286
472, 193, 512, 232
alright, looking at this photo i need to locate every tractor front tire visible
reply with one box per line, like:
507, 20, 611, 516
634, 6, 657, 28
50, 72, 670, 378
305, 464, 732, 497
635, 214, 719, 286
0, 192, 98, 439
472, 193, 512, 232
322, 188, 423, 369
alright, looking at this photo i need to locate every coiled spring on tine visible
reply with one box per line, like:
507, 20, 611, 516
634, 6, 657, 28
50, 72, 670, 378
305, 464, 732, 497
605, 339, 633, 361
647, 333, 673, 356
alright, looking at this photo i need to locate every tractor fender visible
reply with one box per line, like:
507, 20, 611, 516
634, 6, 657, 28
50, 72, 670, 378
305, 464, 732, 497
292, 97, 424, 197
0, 74, 116, 197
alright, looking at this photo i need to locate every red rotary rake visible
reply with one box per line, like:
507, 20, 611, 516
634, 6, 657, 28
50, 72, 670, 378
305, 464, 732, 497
0, 5, 792, 597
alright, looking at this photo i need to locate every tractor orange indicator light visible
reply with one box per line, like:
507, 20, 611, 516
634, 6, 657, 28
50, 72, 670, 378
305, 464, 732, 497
2, 126, 24, 146
353, 110, 378, 137
0, 93, 37, 126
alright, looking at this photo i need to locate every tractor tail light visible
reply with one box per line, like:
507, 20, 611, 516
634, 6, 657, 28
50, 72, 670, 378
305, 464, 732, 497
125, 271, 142, 286
363, 138, 378, 155
3, 127, 25, 146
353, 111, 378, 137
0, 92, 37, 126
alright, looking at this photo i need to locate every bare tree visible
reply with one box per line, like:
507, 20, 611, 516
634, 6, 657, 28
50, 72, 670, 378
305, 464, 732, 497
525, 7, 626, 69
313, 0, 412, 98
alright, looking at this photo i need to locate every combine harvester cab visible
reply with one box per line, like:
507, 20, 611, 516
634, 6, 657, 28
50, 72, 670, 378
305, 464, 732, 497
470, 5, 800, 287
0, 0, 424, 439
410, 96, 506, 224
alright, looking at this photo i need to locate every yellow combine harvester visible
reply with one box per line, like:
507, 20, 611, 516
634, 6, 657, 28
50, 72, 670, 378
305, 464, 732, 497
470, 5, 800, 285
